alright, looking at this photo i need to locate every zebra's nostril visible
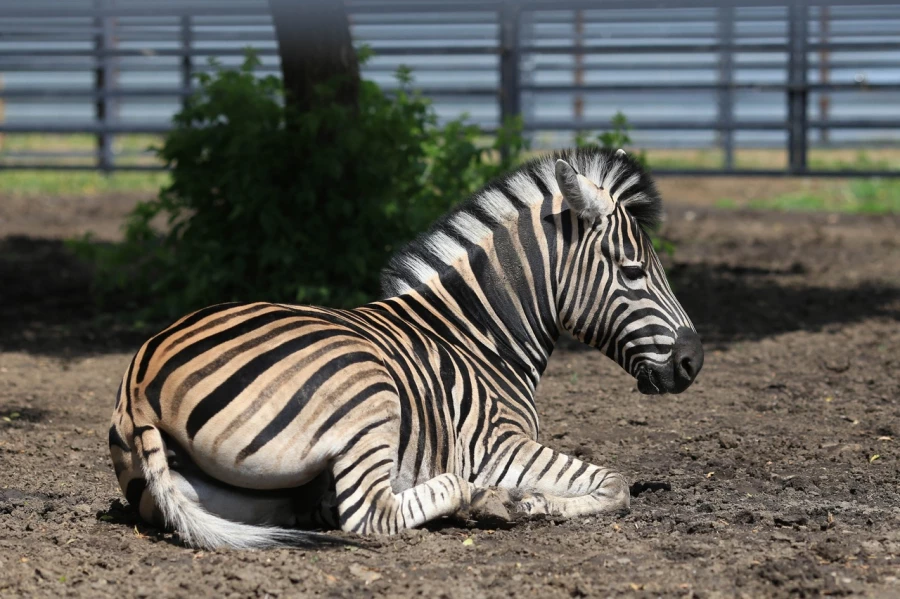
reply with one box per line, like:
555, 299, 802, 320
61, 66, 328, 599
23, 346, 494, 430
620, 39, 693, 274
680, 356, 695, 379
673, 326, 704, 386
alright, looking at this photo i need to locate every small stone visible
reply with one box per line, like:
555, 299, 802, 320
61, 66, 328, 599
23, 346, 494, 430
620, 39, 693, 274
718, 433, 739, 449
349, 563, 382, 585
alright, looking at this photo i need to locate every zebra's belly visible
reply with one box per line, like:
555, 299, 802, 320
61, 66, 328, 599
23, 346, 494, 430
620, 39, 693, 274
162, 423, 334, 491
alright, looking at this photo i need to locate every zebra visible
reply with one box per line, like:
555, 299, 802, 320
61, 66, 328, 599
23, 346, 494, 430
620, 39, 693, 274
108, 147, 703, 549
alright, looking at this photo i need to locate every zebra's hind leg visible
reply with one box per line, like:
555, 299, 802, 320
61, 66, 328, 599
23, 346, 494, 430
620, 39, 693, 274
331, 435, 473, 534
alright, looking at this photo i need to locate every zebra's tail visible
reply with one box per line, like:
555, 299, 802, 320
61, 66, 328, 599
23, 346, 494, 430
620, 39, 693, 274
132, 423, 342, 550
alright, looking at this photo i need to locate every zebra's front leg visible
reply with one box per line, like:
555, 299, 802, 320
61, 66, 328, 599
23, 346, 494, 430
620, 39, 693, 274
331, 432, 473, 534
481, 438, 630, 518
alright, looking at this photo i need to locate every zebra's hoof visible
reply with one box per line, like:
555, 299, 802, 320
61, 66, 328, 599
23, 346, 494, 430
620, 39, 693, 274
515, 492, 550, 516
467, 487, 512, 524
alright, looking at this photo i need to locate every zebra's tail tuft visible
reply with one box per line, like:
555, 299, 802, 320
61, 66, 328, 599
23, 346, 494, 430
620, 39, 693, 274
133, 424, 345, 550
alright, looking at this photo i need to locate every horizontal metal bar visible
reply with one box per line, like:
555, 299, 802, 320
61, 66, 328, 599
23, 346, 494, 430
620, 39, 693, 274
522, 41, 900, 54
519, 0, 900, 8
0, 163, 166, 171
0, 47, 278, 57
345, 2, 503, 13
0, 124, 172, 134
521, 83, 900, 93
652, 168, 900, 178
0, 86, 500, 99
519, 11, 900, 25
1, 161, 897, 178
0, 5, 272, 18
1, 42, 896, 61
525, 119, 900, 131
0, 150, 98, 158
351, 13, 501, 25
6, 119, 897, 137
0, 87, 195, 98
4, 41, 894, 60
0, 30, 279, 43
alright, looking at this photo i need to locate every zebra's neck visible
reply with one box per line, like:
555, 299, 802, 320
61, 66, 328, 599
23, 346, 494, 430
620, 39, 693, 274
379, 149, 659, 388
391, 201, 563, 388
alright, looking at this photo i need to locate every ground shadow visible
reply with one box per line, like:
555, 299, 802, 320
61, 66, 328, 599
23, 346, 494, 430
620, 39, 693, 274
2, 236, 898, 357
668, 262, 900, 349
0, 236, 152, 356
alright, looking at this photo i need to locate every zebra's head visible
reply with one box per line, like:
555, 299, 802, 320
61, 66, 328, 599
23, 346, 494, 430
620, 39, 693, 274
554, 154, 703, 395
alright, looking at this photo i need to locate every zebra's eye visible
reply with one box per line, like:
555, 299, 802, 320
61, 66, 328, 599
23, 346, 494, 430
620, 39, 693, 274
621, 265, 645, 281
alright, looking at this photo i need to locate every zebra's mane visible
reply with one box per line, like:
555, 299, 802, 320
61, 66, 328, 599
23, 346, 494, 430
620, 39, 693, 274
380, 147, 661, 297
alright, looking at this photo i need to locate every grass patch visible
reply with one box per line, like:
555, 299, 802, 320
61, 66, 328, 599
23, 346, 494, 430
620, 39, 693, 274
714, 151, 900, 214
0, 133, 163, 154
0, 170, 169, 197
2, 134, 899, 211
716, 178, 900, 214
0, 134, 168, 196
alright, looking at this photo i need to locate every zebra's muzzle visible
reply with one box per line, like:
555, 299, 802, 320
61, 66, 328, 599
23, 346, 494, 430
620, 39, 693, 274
636, 365, 663, 395
635, 328, 704, 395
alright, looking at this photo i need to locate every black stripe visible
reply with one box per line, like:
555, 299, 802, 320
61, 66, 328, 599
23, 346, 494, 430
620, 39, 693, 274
494, 440, 526, 484
136, 302, 244, 383
133, 425, 153, 437
536, 451, 557, 480
108, 425, 129, 451
309, 381, 396, 444
569, 461, 590, 486
236, 352, 382, 463
185, 329, 348, 440
515, 446, 542, 487
144, 309, 298, 417
124, 358, 136, 420
389, 351, 427, 483
340, 473, 390, 527
555, 454, 575, 484
125, 478, 147, 508
335, 459, 394, 506
333, 444, 390, 484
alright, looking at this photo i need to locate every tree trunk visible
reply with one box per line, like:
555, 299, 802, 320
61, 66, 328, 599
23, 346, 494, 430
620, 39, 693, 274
267, 0, 359, 112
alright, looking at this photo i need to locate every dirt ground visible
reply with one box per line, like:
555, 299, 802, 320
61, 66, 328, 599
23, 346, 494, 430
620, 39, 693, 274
1, 186, 899, 598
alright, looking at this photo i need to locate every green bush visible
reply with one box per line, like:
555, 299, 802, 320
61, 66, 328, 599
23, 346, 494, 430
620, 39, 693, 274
575, 111, 649, 168
72, 52, 526, 319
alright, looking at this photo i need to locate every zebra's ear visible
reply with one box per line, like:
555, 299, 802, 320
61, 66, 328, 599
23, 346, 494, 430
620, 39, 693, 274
616, 148, 626, 156
554, 159, 615, 221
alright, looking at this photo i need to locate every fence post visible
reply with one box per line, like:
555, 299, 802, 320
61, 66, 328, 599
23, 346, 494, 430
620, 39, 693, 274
818, 6, 830, 144
181, 15, 193, 110
0, 74, 4, 153
573, 9, 584, 137
787, 0, 809, 175
717, 5, 735, 170
499, 0, 521, 158
94, 0, 116, 172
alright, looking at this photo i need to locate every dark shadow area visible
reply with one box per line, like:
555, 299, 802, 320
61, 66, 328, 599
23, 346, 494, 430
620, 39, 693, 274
668, 262, 900, 349
96, 498, 143, 528
97, 498, 366, 550
2, 235, 898, 357
0, 236, 155, 357
630, 481, 673, 497
0, 406, 50, 423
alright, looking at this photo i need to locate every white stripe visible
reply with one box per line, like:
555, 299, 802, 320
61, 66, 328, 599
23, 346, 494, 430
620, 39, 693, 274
449, 211, 493, 245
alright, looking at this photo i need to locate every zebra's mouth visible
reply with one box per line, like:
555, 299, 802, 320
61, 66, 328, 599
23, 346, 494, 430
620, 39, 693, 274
636, 366, 664, 395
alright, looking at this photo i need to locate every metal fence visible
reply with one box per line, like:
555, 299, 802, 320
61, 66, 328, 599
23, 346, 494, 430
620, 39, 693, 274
1, 0, 899, 176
